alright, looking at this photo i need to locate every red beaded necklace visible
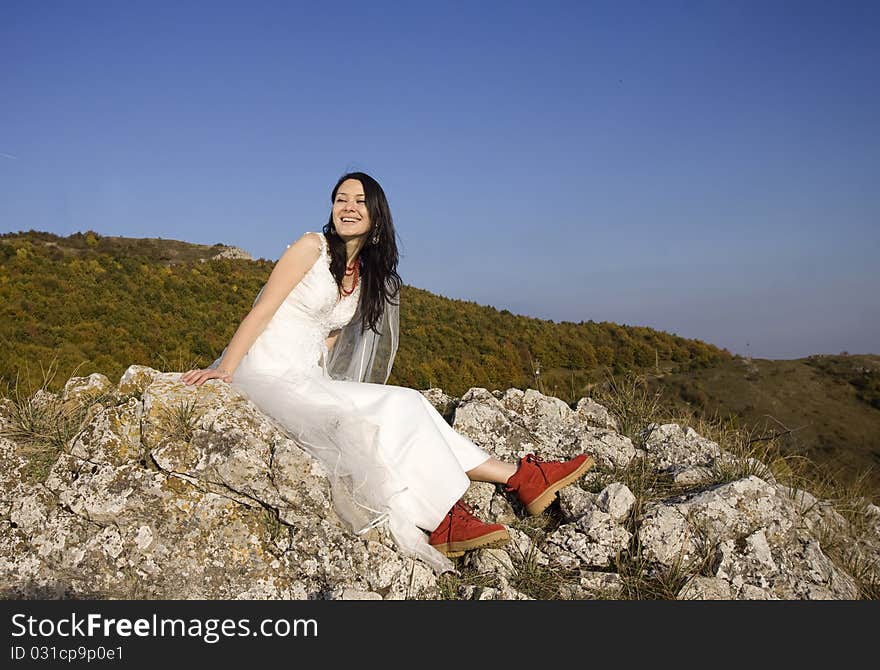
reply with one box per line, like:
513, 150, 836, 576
341, 258, 359, 296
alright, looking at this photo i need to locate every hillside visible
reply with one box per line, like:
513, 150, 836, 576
0, 229, 727, 397
644, 354, 880, 495
1, 229, 876, 497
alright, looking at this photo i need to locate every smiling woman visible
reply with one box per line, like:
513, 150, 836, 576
180, 170, 594, 573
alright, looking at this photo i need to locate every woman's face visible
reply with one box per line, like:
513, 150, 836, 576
332, 179, 372, 241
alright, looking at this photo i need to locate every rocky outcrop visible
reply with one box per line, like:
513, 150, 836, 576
207, 246, 253, 261
1, 367, 877, 600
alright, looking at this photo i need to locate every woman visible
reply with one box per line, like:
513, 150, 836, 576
181, 171, 594, 573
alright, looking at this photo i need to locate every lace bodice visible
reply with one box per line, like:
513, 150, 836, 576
236, 232, 361, 379
279, 233, 361, 331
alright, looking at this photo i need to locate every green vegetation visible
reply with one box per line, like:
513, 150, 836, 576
0, 229, 725, 398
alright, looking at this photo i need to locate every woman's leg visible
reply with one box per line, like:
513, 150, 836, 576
466, 457, 517, 484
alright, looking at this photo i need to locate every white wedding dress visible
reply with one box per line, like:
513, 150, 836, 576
214, 232, 490, 573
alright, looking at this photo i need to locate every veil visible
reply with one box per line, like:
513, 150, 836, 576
326, 290, 399, 384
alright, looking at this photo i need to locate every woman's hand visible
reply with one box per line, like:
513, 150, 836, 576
180, 368, 232, 387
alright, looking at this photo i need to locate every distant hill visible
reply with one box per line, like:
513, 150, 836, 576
644, 353, 880, 496
0, 229, 249, 265
1, 229, 876, 497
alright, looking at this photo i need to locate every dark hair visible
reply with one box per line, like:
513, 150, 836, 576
322, 171, 402, 334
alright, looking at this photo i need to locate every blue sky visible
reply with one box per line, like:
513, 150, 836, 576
2, 1, 878, 359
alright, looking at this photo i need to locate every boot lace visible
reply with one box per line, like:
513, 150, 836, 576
452, 500, 476, 519
505, 453, 548, 492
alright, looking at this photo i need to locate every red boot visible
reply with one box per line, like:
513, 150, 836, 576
505, 453, 595, 516
428, 500, 510, 558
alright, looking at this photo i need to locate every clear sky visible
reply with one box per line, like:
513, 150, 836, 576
2, 1, 878, 360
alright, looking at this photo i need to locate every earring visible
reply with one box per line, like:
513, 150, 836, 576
371, 229, 380, 245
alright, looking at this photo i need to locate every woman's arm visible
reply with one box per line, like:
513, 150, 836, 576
216, 232, 323, 375
325, 328, 342, 353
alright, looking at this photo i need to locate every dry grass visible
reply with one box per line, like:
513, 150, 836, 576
259, 505, 284, 541
0, 357, 114, 482
783, 464, 880, 599
658, 406, 787, 485
156, 397, 211, 443
592, 367, 666, 444
570, 369, 880, 599
437, 563, 502, 600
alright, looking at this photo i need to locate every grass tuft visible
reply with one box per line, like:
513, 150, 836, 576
0, 357, 114, 482
592, 368, 665, 444
157, 397, 211, 443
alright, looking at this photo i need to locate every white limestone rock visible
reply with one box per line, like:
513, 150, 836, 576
116, 365, 161, 401
558, 486, 598, 522
596, 483, 636, 523
62, 373, 114, 405
559, 571, 624, 599
506, 527, 550, 567
575, 397, 620, 431
578, 427, 637, 470
463, 547, 515, 579
637, 504, 700, 569
641, 422, 721, 472
545, 511, 632, 569
419, 388, 459, 420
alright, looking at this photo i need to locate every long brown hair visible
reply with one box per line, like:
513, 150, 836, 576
322, 171, 402, 334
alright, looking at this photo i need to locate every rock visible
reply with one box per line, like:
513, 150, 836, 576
210, 246, 252, 260
559, 570, 624, 599
453, 387, 587, 463
463, 547, 515, 579
712, 532, 857, 600
641, 476, 859, 600
558, 486, 598, 522
462, 481, 516, 525
457, 581, 532, 601
327, 588, 383, 600
675, 476, 795, 542
453, 388, 539, 461
62, 373, 113, 404
1, 375, 875, 601
0, 435, 29, 516
637, 504, 699, 569
419, 388, 459, 422
575, 397, 619, 431
545, 511, 632, 569
775, 484, 848, 536
578, 427, 637, 470
116, 365, 161, 401
641, 423, 721, 472
596, 483, 636, 523
677, 576, 735, 600
68, 397, 144, 466
670, 465, 714, 487
506, 527, 550, 567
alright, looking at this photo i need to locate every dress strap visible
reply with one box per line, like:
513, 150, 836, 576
313, 231, 328, 257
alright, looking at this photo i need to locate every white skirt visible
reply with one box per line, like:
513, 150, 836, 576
230, 369, 490, 573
